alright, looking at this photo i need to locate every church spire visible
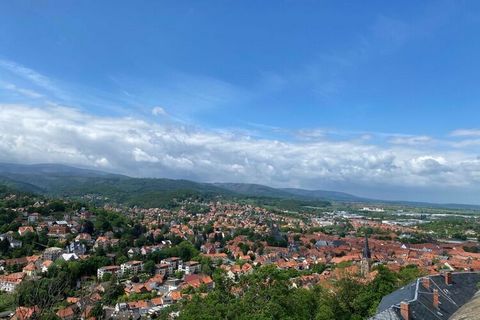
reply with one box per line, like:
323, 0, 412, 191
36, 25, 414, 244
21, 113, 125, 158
361, 233, 372, 276
362, 233, 371, 259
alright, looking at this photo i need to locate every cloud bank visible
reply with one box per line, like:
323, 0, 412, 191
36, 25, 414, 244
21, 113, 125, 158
1, 104, 480, 204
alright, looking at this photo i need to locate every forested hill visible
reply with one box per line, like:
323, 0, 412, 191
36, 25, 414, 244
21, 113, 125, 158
0, 163, 335, 208
0, 163, 351, 200
0, 163, 478, 210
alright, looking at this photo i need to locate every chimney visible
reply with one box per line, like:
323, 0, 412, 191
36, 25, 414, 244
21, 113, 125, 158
400, 301, 410, 320
422, 277, 430, 289
445, 272, 453, 285
433, 289, 439, 309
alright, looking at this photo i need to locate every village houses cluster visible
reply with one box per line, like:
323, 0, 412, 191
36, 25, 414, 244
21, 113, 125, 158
2, 194, 480, 319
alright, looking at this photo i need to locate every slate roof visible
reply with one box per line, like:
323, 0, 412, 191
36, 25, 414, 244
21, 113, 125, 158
370, 272, 480, 320
377, 281, 418, 313
372, 308, 402, 320
315, 240, 330, 248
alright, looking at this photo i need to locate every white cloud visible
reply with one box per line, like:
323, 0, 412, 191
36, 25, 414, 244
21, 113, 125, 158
151, 106, 167, 116
450, 129, 480, 137
388, 135, 432, 145
132, 148, 159, 163
0, 59, 61, 96
2, 83, 43, 99
95, 157, 110, 167
1, 104, 480, 198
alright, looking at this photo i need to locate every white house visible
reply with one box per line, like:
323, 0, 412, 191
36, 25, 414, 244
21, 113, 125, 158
97, 265, 121, 279
178, 261, 200, 275
120, 260, 144, 276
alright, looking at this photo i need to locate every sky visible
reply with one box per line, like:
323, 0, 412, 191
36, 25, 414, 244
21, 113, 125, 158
2, 1, 480, 204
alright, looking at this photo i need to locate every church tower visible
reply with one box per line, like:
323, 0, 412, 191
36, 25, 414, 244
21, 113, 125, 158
360, 234, 372, 276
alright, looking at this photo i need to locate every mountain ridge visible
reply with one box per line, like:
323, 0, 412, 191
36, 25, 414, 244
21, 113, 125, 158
0, 162, 478, 210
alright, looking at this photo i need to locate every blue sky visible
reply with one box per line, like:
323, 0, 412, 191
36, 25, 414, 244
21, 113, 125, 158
2, 1, 480, 204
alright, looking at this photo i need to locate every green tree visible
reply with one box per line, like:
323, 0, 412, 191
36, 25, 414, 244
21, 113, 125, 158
144, 260, 156, 275
102, 278, 124, 305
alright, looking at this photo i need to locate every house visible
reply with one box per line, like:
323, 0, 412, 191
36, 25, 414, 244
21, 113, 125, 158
150, 297, 163, 306
66, 241, 87, 255
114, 302, 128, 312
14, 306, 39, 320
79, 210, 92, 220
22, 263, 36, 277
201, 243, 218, 254
160, 257, 183, 274
61, 253, 79, 262
27, 213, 39, 224
93, 236, 119, 250
5, 257, 28, 268
56, 305, 78, 320
114, 298, 160, 317
154, 264, 170, 276
226, 263, 253, 280
166, 290, 183, 304
97, 266, 121, 280
9, 239, 22, 249
75, 233, 93, 243
0, 272, 25, 292
41, 260, 53, 273
140, 245, 165, 256
120, 261, 144, 276
18, 226, 34, 236
145, 274, 165, 291
370, 272, 480, 320
127, 300, 149, 316
43, 247, 63, 261
0, 233, 21, 248
124, 283, 150, 296
178, 261, 200, 275
182, 274, 214, 290
0, 233, 12, 242
48, 225, 70, 238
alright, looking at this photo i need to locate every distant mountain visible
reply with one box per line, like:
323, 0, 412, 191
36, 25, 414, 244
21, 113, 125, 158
0, 174, 45, 194
214, 183, 363, 202
0, 162, 479, 210
0, 163, 123, 195
0, 175, 42, 198
0, 162, 116, 177
280, 188, 364, 202
0, 163, 350, 202
214, 183, 301, 199
0, 163, 234, 207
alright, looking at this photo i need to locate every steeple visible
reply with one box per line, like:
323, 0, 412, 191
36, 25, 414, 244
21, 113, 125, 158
362, 234, 371, 259
360, 233, 372, 276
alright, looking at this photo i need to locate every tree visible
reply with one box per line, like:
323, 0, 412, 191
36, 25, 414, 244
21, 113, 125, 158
90, 302, 104, 319
310, 263, 326, 274
102, 278, 124, 305
82, 220, 95, 235
0, 292, 15, 312
177, 241, 199, 261
15, 273, 69, 319
98, 271, 111, 281
0, 238, 9, 255
197, 256, 213, 276
398, 265, 425, 285
144, 260, 156, 275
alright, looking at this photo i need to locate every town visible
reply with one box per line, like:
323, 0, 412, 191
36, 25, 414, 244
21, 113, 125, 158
2, 186, 480, 320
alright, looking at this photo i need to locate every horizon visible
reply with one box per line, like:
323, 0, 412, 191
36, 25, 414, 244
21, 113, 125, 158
2, 1, 480, 204
3, 161, 480, 207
